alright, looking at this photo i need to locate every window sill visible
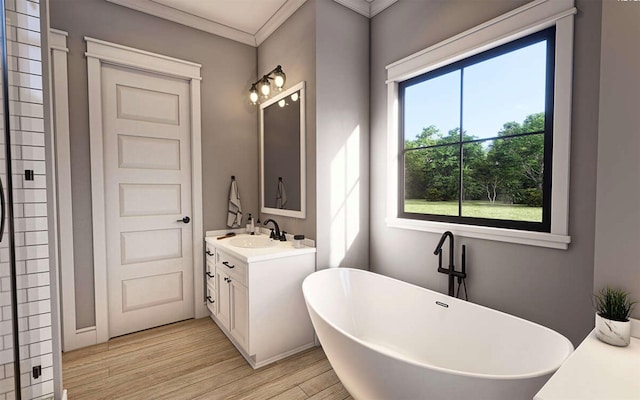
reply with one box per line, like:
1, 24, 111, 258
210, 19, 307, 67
386, 217, 570, 250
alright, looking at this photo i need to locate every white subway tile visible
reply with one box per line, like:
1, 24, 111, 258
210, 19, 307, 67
21, 175, 46, 190
19, 146, 44, 161
14, 189, 48, 203
12, 205, 24, 220
19, 327, 50, 345
0, 322, 12, 337
9, 102, 43, 118
0, 377, 14, 394
25, 259, 47, 274
5, 0, 16, 11
5, 12, 40, 33
26, 286, 48, 302
16, 272, 48, 289
13, 160, 45, 175
27, 339, 50, 357
18, 88, 42, 104
6, 57, 17, 73
18, 344, 28, 360
19, 352, 51, 371
22, 379, 53, 399
22, 204, 46, 218
14, 262, 25, 277
17, 58, 41, 76
17, 299, 49, 317
0, 351, 11, 367
23, 233, 46, 247
13, 132, 44, 146
14, 218, 47, 233
18, 117, 43, 132
15, 0, 39, 18
26, 314, 49, 330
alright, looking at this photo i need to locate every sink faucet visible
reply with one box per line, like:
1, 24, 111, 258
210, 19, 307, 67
434, 231, 466, 297
263, 219, 286, 241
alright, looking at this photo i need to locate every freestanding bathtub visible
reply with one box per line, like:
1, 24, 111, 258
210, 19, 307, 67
302, 268, 574, 400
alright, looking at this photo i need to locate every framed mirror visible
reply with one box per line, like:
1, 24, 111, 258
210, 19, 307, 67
260, 81, 306, 218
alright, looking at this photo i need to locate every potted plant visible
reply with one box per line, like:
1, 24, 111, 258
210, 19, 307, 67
593, 287, 635, 347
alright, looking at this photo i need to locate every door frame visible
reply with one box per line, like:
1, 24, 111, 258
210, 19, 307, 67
86, 37, 205, 343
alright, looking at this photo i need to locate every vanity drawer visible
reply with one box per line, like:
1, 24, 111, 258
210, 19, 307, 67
216, 249, 247, 286
206, 281, 216, 315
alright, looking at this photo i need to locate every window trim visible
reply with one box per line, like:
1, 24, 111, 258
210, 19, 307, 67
385, 0, 576, 249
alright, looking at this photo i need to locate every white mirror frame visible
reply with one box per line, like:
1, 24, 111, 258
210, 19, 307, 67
260, 81, 306, 218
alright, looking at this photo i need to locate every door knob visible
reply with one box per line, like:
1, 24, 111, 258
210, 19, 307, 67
177, 216, 191, 224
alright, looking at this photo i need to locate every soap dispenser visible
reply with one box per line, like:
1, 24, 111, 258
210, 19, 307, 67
246, 214, 252, 234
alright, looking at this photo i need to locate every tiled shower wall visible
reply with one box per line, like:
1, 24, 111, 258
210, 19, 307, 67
0, 0, 53, 398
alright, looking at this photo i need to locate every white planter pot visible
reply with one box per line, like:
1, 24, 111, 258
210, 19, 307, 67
595, 313, 631, 347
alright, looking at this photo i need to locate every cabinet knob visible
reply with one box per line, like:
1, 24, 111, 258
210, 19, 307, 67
206, 272, 214, 278
205, 250, 214, 256
206, 296, 215, 304
222, 261, 235, 269
227, 278, 232, 283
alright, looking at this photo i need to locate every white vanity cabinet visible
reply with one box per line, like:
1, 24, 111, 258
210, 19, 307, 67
204, 235, 316, 369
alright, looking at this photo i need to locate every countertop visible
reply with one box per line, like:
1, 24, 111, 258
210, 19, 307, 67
535, 323, 640, 400
205, 232, 316, 263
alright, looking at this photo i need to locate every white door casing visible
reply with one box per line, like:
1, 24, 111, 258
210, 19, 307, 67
87, 38, 205, 343
102, 65, 193, 337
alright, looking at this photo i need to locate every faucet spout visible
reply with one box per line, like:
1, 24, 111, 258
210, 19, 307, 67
433, 231, 467, 297
263, 219, 281, 240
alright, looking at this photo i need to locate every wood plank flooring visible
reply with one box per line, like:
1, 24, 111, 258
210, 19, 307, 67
62, 318, 351, 400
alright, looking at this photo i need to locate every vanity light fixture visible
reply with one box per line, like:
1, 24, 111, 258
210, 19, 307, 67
249, 65, 286, 105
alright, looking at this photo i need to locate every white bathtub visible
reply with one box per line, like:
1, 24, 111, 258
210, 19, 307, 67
302, 268, 574, 400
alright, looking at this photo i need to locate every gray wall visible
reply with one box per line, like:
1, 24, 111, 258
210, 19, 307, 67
594, 0, 640, 318
258, 0, 370, 270
258, 0, 317, 240
316, 0, 370, 269
369, 0, 602, 346
50, 0, 257, 328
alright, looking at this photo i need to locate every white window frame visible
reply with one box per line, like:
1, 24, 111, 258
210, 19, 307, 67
385, 0, 576, 250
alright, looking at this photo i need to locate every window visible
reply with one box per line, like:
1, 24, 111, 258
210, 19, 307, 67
399, 28, 555, 232
385, 0, 576, 249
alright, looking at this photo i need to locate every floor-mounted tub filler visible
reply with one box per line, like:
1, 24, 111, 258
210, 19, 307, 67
302, 268, 574, 400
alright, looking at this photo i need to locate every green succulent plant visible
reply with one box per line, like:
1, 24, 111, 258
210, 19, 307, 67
594, 287, 636, 322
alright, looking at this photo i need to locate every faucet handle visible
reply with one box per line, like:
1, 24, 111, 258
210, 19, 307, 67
280, 231, 287, 241
269, 229, 276, 239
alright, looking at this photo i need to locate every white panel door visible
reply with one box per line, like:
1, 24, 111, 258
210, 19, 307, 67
102, 64, 194, 337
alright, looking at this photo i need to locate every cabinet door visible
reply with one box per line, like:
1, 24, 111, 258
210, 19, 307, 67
216, 268, 230, 330
229, 280, 248, 351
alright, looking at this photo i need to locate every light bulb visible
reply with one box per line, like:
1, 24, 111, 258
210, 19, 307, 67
273, 66, 286, 89
274, 75, 285, 88
291, 92, 299, 102
249, 91, 259, 104
260, 81, 270, 96
278, 99, 286, 108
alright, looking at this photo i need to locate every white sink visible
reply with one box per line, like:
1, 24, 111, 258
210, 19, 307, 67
230, 236, 276, 249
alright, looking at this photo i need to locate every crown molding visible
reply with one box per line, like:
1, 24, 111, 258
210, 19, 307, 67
370, 0, 397, 17
255, 0, 307, 46
333, 0, 397, 18
106, 0, 307, 47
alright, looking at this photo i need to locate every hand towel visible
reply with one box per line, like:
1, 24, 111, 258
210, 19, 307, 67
276, 178, 287, 209
227, 178, 243, 227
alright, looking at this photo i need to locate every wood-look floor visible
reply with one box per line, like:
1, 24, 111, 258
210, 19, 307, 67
62, 318, 351, 400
